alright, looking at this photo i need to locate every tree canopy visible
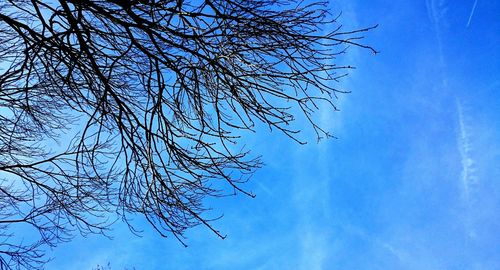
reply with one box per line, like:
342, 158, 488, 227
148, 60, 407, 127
0, 0, 375, 268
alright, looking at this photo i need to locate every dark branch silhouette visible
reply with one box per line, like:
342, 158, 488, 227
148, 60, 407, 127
0, 0, 375, 268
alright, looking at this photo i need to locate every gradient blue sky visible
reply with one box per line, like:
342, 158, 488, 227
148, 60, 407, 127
47, 0, 500, 269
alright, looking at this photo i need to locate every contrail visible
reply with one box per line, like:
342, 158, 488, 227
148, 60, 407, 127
456, 98, 475, 202
425, 0, 447, 69
466, 0, 478, 28
456, 98, 478, 239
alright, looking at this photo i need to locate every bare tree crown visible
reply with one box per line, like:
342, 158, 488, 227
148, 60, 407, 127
0, 0, 375, 268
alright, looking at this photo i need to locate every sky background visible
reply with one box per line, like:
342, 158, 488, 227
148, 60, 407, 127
46, 0, 500, 269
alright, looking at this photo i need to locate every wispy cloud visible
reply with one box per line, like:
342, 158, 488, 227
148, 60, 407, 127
298, 229, 329, 270
425, 0, 448, 70
456, 98, 478, 238
425, 0, 444, 26
466, 0, 479, 28
341, 224, 405, 262
290, 2, 363, 268
292, 147, 332, 270
456, 98, 476, 202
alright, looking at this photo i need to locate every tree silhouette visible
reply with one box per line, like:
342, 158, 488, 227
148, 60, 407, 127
0, 0, 375, 268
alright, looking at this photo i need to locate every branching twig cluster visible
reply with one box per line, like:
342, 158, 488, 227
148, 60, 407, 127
0, 0, 375, 268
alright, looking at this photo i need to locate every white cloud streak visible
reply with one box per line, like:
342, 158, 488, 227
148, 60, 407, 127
291, 1, 362, 268
456, 98, 476, 203
466, 0, 478, 28
456, 98, 478, 238
425, 0, 447, 70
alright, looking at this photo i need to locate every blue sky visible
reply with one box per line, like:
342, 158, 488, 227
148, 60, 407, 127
46, 0, 500, 269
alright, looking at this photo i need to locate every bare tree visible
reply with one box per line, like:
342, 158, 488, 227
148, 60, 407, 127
0, 0, 375, 268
